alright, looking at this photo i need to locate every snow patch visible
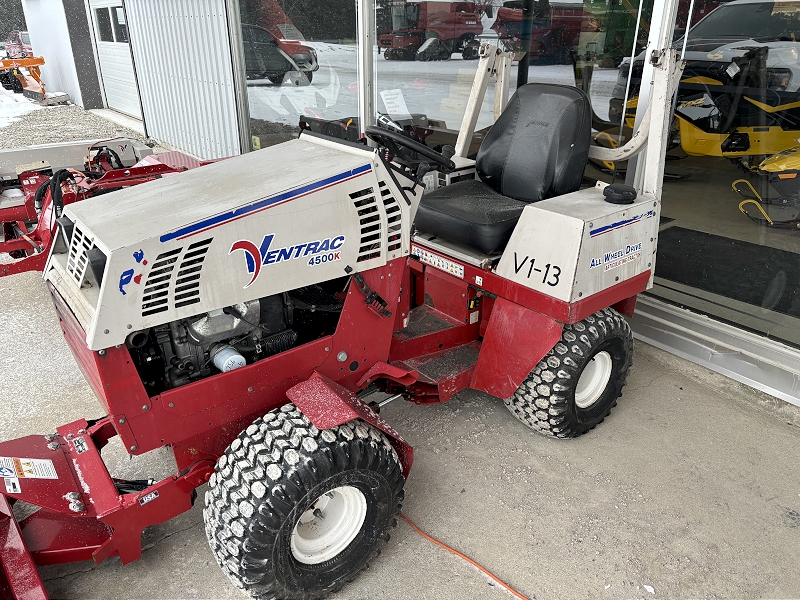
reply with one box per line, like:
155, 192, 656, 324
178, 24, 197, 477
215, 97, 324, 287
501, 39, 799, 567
0, 85, 41, 129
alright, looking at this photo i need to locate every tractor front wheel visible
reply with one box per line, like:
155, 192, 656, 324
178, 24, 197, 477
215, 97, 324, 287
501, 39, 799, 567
203, 404, 405, 600
505, 307, 633, 438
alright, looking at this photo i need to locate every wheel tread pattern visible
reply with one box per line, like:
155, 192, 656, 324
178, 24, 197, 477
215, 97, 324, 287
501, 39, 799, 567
204, 405, 404, 600
505, 308, 633, 438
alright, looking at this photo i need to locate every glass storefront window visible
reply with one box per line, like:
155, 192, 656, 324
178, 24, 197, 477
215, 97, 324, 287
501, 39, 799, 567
369, 1, 656, 157
238, 0, 360, 149
644, 0, 800, 348
237, 1, 655, 162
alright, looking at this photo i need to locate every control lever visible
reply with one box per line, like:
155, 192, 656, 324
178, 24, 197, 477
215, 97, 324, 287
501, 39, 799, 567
406, 161, 431, 195
345, 266, 393, 318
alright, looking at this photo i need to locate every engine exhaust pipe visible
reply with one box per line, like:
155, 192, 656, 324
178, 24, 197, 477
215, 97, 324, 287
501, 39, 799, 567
126, 330, 149, 349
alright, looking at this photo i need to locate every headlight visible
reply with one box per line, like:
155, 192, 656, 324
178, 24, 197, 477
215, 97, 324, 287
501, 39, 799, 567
766, 68, 792, 91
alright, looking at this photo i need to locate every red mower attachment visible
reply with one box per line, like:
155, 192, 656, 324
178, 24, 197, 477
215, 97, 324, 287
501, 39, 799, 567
0, 496, 47, 600
0, 140, 209, 278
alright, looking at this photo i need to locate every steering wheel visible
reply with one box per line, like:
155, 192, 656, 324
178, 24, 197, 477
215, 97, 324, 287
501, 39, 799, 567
365, 125, 456, 174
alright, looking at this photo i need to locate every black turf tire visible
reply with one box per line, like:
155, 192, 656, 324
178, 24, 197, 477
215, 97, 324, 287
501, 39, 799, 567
267, 72, 286, 85
203, 404, 405, 600
505, 308, 633, 438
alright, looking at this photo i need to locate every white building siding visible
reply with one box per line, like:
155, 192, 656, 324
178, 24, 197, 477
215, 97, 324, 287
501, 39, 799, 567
21, 0, 84, 105
125, 0, 241, 159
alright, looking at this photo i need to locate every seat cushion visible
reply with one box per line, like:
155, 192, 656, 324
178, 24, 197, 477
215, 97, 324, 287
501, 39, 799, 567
414, 179, 527, 254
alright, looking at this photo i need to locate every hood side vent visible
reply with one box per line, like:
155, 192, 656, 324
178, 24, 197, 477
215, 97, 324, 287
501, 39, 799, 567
142, 247, 182, 317
351, 187, 382, 263
379, 181, 402, 253
65, 224, 94, 286
174, 237, 212, 309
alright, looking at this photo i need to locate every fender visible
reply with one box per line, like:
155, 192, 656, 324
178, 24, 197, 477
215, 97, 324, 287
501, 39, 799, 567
470, 297, 564, 399
286, 371, 414, 477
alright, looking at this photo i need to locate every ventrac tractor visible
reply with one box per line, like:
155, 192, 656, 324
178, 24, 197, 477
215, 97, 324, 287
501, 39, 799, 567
0, 44, 683, 600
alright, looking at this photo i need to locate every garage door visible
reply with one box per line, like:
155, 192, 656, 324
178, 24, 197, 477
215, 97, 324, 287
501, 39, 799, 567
89, 0, 142, 119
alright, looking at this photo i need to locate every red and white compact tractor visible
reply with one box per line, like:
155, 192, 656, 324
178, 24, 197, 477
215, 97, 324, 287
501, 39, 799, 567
0, 45, 683, 599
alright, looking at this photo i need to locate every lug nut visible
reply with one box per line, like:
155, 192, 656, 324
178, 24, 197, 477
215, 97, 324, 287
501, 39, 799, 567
69, 501, 85, 512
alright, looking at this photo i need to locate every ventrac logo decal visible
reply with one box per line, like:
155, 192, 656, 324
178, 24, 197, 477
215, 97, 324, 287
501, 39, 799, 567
230, 234, 345, 288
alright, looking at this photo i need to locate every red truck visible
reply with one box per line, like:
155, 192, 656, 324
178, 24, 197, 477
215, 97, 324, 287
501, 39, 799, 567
379, 1, 485, 61
491, 0, 590, 64
4, 30, 32, 59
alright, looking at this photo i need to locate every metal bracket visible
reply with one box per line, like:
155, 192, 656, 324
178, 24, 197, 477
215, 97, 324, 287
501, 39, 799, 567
587, 49, 685, 187
352, 272, 392, 318
454, 43, 514, 158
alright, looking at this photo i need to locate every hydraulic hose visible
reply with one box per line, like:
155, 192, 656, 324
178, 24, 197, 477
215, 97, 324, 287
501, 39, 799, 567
33, 176, 51, 213
49, 169, 75, 217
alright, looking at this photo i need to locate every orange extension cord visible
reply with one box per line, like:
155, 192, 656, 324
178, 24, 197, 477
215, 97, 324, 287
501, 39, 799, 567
400, 513, 531, 600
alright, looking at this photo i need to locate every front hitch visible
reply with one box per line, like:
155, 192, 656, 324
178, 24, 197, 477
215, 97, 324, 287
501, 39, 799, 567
0, 495, 48, 600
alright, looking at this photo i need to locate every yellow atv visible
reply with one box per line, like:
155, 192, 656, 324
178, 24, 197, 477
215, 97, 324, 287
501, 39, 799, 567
734, 146, 800, 229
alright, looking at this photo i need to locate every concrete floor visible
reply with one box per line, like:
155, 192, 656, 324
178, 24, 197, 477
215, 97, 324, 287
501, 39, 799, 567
2, 269, 800, 599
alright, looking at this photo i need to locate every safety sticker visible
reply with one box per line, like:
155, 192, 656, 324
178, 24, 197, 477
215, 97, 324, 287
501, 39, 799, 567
0, 456, 58, 479
73, 436, 89, 454
4, 478, 20, 494
411, 245, 464, 279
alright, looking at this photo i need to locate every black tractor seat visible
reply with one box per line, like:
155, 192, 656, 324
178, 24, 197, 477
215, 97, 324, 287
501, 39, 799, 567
414, 180, 527, 254
414, 83, 592, 255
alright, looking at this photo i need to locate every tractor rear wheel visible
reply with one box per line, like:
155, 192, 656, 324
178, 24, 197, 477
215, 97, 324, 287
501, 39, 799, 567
203, 404, 405, 600
505, 307, 633, 438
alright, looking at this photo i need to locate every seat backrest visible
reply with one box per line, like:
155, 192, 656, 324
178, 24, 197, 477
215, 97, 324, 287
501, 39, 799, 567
476, 83, 591, 203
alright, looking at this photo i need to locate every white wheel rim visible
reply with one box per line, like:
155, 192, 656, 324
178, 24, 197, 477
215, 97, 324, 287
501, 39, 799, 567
575, 351, 613, 409
290, 485, 367, 565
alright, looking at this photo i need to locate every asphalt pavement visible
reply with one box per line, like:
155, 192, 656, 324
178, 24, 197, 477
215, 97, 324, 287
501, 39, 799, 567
2, 269, 800, 600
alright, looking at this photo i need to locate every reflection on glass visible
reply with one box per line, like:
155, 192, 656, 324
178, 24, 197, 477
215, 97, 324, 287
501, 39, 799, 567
95, 8, 115, 43
641, 0, 800, 348
239, 0, 359, 149
379, 2, 482, 61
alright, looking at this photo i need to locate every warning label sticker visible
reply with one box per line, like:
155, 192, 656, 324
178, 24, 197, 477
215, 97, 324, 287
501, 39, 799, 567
4, 478, 20, 494
411, 245, 465, 279
0, 456, 58, 479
